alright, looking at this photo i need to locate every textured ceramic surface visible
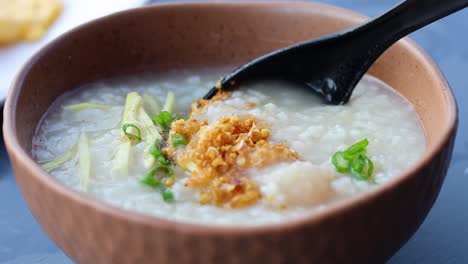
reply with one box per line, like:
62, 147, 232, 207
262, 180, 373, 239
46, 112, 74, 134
2, 2, 458, 263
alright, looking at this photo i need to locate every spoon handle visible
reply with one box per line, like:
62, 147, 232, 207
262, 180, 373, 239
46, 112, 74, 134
362, 0, 468, 47
309, 0, 468, 104
332, 0, 468, 103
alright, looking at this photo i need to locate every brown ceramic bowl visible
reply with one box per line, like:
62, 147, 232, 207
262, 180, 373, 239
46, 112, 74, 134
2, 2, 458, 263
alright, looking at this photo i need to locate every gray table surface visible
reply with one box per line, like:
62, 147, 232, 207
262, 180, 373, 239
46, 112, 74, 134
1, 0, 468, 263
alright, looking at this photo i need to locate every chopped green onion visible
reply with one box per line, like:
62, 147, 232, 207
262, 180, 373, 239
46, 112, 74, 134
350, 155, 374, 181
351, 154, 366, 173
150, 141, 170, 165
331, 151, 349, 173
331, 139, 374, 181
64, 103, 111, 111
343, 139, 368, 160
172, 134, 187, 147
162, 189, 175, 202
122, 123, 142, 141
140, 173, 162, 188
157, 153, 170, 166
150, 166, 175, 177
141, 166, 176, 203
152, 111, 174, 130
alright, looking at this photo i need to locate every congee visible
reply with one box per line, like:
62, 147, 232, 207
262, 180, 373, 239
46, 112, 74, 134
32, 70, 426, 225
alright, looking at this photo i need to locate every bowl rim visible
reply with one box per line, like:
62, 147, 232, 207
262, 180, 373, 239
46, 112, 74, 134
2, 1, 458, 236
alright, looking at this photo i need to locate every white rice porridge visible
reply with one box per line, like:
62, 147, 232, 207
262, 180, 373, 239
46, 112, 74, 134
32, 70, 426, 226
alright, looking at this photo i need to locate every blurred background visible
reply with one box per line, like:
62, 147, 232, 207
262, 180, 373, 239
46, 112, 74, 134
1, 0, 467, 263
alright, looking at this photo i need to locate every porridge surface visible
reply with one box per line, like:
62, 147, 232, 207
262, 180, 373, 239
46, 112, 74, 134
32, 70, 425, 226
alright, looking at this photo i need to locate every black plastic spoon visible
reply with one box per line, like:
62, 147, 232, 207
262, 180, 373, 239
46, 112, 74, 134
203, 0, 468, 105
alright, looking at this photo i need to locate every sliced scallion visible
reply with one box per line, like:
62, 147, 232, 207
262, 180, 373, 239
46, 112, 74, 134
152, 111, 174, 130
172, 134, 187, 147
141, 166, 176, 203
149, 166, 175, 177
343, 139, 368, 160
350, 155, 374, 181
140, 173, 162, 188
331, 151, 349, 173
162, 189, 175, 202
351, 154, 366, 173
150, 141, 170, 165
331, 139, 374, 182
122, 123, 142, 141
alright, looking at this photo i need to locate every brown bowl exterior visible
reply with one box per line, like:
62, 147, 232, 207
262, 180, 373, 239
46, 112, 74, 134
2, 2, 457, 264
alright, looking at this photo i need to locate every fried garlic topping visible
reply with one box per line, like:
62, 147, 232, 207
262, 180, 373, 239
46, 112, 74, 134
166, 115, 300, 208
